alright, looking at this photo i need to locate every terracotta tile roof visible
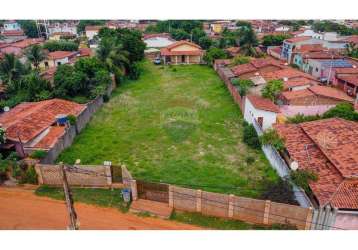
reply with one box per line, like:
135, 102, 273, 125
247, 95, 280, 113
11, 38, 44, 49
78, 48, 92, 57
250, 58, 281, 68
262, 68, 316, 81
48, 51, 78, 60
335, 67, 358, 74
232, 63, 257, 75
160, 40, 203, 56
231, 58, 283, 76
283, 77, 315, 90
281, 89, 315, 100
285, 36, 311, 43
2, 30, 24, 36
85, 25, 103, 31
274, 118, 358, 209
341, 35, 358, 44
293, 44, 324, 53
302, 51, 343, 60
32, 126, 66, 150
269, 46, 282, 55
308, 85, 354, 103
336, 75, 358, 86
0, 99, 86, 143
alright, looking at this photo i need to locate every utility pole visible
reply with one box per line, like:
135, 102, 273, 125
59, 163, 79, 230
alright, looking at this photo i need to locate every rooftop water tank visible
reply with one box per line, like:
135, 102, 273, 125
56, 114, 68, 126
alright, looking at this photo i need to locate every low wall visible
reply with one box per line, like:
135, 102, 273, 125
35, 164, 112, 187
169, 185, 313, 229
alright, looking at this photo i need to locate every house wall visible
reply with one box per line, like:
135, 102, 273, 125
244, 98, 277, 130
281, 95, 344, 106
86, 30, 98, 40
289, 85, 311, 91
54, 57, 69, 66
169, 55, 201, 64
171, 44, 199, 52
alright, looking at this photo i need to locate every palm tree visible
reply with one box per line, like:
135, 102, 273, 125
97, 38, 129, 82
26, 44, 45, 70
238, 26, 259, 57
0, 53, 26, 87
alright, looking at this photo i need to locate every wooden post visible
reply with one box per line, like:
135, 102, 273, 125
130, 180, 138, 201
263, 200, 271, 225
59, 163, 78, 230
169, 185, 174, 208
104, 165, 112, 186
196, 189, 202, 213
34, 165, 44, 185
228, 194, 235, 218
304, 207, 314, 230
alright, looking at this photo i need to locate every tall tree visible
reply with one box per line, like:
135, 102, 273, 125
26, 44, 45, 70
0, 53, 26, 87
18, 20, 39, 38
238, 26, 259, 57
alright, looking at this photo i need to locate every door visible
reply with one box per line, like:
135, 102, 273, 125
257, 117, 263, 128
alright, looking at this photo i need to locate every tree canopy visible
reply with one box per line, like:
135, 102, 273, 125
203, 47, 228, 65
18, 20, 39, 38
43, 40, 79, 52
262, 34, 292, 46
261, 79, 283, 102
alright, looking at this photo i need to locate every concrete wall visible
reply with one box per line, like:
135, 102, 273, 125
244, 98, 277, 130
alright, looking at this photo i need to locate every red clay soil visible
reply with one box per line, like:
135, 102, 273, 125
0, 187, 200, 230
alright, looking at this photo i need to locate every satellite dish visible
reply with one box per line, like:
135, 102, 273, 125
290, 161, 299, 171
3, 106, 9, 112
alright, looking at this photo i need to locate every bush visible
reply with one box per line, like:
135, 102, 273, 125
322, 103, 358, 121
259, 129, 285, 151
290, 169, 318, 194
230, 55, 250, 66
260, 179, 298, 205
103, 94, 110, 103
231, 78, 253, 97
67, 115, 77, 125
30, 150, 47, 159
19, 166, 38, 184
245, 156, 255, 165
243, 122, 261, 149
286, 113, 321, 124
261, 79, 283, 102
43, 40, 79, 52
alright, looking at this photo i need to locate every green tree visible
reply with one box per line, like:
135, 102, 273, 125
18, 20, 39, 38
0, 53, 26, 86
231, 78, 253, 96
203, 47, 228, 65
43, 40, 79, 52
261, 79, 283, 102
323, 102, 358, 121
77, 20, 105, 34
170, 29, 190, 41
242, 121, 261, 149
26, 44, 45, 70
262, 34, 291, 46
198, 36, 212, 50
345, 42, 358, 58
17, 72, 52, 101
259, 128, 285, 151
290, 169, 318, 194
191, 28, 206, 44
238, 25, 259, 57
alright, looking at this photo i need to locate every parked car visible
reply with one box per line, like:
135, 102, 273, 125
153, 57, 161, 65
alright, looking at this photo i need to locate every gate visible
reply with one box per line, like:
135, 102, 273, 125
137, 180, 169, 203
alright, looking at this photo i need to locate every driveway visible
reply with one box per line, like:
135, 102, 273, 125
0, 187, 200, 230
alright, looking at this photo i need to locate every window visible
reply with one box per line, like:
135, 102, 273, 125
316, 67, 319, 72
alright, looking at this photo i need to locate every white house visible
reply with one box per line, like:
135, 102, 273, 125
85, 26, 102, 40
244, 95, 280, 131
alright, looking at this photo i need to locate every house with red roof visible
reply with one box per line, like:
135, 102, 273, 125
274, 118, 358, 215
231, 58, 284, 79
244, 95, 280, 130
39, 50, 79, 69
160, 40, 204, 65
0, 99, 86, 157
160, 40, 204, 64
85, 25, 103, 40
279, 85, 354, 106
331, 67, 358, 97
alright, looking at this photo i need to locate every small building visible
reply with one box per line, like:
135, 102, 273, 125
41, 51, 78, 69
143, 33, 175, 48
49, 32, 76, 41
231, 58, 284, 79
3, 20, 21, 32
0, 99, 86, 157
48, 22, 78, 36
332, 67, 358, 97
279, 85, 354, 106
160, 40, 204, 65
85, 25, 103, 40
304, 59, 353, 81
267, 46, 282, 60
244, 95, 280, 130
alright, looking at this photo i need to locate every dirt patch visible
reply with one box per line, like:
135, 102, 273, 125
0, 187, 200, 230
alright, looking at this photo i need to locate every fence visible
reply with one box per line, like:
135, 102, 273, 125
169, 185, 313, 229
35, 164, 112, 187
39, 80, 116, 164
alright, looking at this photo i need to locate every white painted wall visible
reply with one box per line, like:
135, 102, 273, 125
244, 98, 278, 131
144, 37, 175, 48
54, 57, 69, 66
86, 30, 98, 40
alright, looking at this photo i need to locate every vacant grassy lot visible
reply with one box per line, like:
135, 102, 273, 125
58, 61, 278, 197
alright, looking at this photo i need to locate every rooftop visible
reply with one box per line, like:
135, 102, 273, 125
0, 99, 85, 143
275, 118, 358, 209
309, 85, 354, 103
247, 95, 280, 113
48, 51, 78, 60
285, 36, 311, 43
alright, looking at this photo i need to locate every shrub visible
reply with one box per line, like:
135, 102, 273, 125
260, 179, 298, 205
322, 102, 358, 121
19, 166, 38, 184
286, 113, 321, 124
103, 94, 110, 103
30, 150, 47, 159
0, 127, 6, 144
245, 156, 255, 165
259, 129, 285, 151
230, 55, 250, 66
261, 79, 283, 102
243, 123, 261, 149
290, 169, 318, 194
67, 115, 77, 125
231, 78, 253, 97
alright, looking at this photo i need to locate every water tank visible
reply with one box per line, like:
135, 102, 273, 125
56, 114, 68, 126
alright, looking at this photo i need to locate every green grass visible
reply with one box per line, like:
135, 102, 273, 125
35, 185, 130, 212
57, 61, 278, 197
170, 211, 295, 230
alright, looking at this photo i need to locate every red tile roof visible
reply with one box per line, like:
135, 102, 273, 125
247, 95, 280, 113
336, 75, 358, 86
302, 51, 343, 60
48, 51, 78, 60
262, 68, 316, 81
275, 118, 358, 209
342, 35, 358, 44
33, 126, 66, 149
335, 67, 358, 74
294, 44, 324, 53
281, 89, 315, 100
2, 30, 24, 36
283, 77, 315, 90
0, 99, 86, 143
309, 85, 354, 103
160, 40, 203, 56
85, 25, 103, 31
285, 36, 311, 43
231, 58, 283, 76
11, 38, 44, 49
78, 48, 92, 57
232, 63, 257, 75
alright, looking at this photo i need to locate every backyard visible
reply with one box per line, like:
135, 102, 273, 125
57, 61, 278, 197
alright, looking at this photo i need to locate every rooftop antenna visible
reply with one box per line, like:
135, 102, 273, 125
35, 20, 50, 39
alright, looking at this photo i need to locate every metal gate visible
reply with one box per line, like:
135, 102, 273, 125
137, 180, 169, 203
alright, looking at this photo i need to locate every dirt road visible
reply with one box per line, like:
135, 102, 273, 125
0, 187, 200, 230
